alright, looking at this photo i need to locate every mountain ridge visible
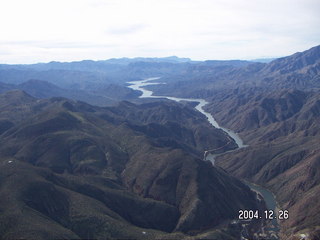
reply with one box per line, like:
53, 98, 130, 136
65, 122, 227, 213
126, 44, 320, 239
1, 44, 320, 239
0, 90, 262, 239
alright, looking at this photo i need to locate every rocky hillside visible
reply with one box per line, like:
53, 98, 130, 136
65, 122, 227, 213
0, 90, 259, 239
211, 88, 320, 239
139, 45, 320, 239
199, 47, 320, 240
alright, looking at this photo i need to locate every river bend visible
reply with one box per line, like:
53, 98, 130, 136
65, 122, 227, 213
127, 77, 280, 239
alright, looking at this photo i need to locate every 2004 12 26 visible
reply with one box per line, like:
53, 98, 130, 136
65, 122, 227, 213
238, 209, 289, 220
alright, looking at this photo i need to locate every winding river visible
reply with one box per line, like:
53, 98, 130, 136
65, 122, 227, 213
127, 77, 279, 239
128, 78, 245, 159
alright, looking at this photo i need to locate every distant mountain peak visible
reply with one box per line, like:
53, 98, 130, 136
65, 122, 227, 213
265, 45, 320, 73
0, 90, 35, 106
103, 56, 192, 65
18, 79, 62, 89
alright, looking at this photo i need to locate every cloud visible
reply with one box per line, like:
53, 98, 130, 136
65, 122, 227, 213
0, 40, 118, 49
106, 24, 148, 35
0, 0, 319, 63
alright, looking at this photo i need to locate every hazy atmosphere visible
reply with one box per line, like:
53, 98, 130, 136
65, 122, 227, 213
0, 0, 319, 63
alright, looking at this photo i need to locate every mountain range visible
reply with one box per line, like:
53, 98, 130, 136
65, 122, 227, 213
0, 45, 319, 239
146, 45, 320, 239
0, 90, 262, 239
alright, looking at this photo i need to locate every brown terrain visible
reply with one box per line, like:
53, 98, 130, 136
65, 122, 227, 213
0, 90, 259, 239
0, 45, 319, 239
144, 45, 320, 239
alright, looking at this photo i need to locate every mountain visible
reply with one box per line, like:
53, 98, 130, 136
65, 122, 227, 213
0, 68, 109, 87
0, 81, 15, 94
0, 57, 193, 88
1, 45, 319, 239
144, 45, 320, 239
103, 56, 193, 65
0, 79, 140, 106
0, 91, 261, 239
0, 57, 253, 105
209, 88, 320, 239
0, 56, 192, 70
18, 79, 112, 103
147, 45, 320, 98
262, 45, 320, 73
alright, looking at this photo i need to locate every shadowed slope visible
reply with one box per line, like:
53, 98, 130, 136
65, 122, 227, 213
0, 91, 260, 239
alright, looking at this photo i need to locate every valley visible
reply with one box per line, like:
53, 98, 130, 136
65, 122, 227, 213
128, 77, 280, 240
0, 45, 319, 239
142, 46, 320, 239
0, 89, 261, 239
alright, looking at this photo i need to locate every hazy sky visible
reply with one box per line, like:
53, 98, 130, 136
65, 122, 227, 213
0, 0, 319, 63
